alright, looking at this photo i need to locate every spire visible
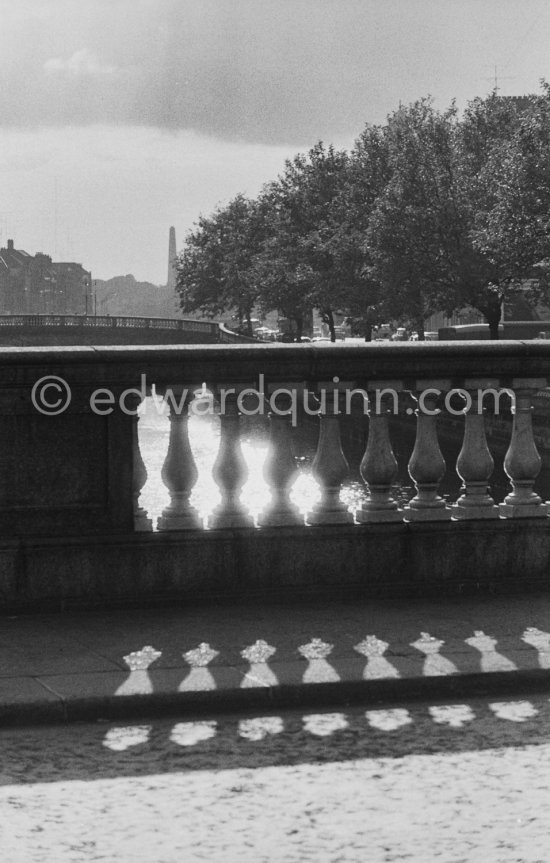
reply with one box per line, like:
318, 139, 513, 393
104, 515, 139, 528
167, 226, 177, 289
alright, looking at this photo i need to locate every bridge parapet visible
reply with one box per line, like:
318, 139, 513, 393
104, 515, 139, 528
0, 340, 550, 610
0, 314, 257, 345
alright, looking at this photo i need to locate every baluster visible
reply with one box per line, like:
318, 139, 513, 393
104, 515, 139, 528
499, 380, 549, 517
307, 385, 353, 525
452, 383, 499, 519
132, 400, 152, 532
403, 384, 451, 521
157, 388, 201, 530
357, 388, 403, 522
258, 389, 302, 526
208, 390, 254, 529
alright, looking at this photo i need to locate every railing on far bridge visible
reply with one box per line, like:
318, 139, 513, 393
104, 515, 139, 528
218, 322, 257, 343
0, 313, 217, 335
0, 314, 256, 343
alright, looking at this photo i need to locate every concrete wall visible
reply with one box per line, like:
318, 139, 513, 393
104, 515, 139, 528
1, 519, 549, 611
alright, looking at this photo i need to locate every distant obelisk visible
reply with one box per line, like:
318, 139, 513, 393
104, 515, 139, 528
167, 226, 177, 289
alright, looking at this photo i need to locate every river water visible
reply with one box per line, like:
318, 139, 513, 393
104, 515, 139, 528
137, 398, 367, 528
136, 397, 550, 529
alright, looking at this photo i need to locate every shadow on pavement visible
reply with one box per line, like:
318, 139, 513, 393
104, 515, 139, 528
2, 691, 550, 786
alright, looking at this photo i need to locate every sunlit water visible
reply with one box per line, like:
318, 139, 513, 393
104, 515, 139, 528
137, 396, 369, 529
137, 396, 550, 529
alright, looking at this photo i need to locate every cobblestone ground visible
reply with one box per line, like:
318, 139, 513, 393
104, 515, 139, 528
2, 694, 550, 862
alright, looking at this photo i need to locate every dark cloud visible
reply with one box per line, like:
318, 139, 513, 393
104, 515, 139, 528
3, 0, 382, 143
2, 0, 549, 144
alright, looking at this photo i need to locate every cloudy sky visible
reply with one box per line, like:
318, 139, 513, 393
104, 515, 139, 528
2, 0, 550, 284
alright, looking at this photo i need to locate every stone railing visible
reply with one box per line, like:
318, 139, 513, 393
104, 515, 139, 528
142, 345, 548, 530
0, 313, 218, 334
2, 340, 550, 609
218, 322, 258, 343
0, 315, 257, 347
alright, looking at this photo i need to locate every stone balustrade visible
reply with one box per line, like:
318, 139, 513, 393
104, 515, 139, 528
0, 315, 256, 347
2, 340, 550, 609
0, 314, 217, 333
134, 349, 550, 532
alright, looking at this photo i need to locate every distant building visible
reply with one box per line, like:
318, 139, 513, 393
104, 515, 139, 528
0, 239, 91, 314
52, 262, 93, 314
93, 273, 182, 318
424, 308, 484, 332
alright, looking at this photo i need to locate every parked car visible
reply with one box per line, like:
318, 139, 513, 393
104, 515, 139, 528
373, 323, 393, 339
255, 327, 278, 342
279, 333, 312, 343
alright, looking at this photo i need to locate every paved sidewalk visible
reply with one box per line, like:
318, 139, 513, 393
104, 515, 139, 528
2, 593, 550, 725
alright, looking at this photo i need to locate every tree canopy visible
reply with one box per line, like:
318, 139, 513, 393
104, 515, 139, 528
176, 87, 550, 340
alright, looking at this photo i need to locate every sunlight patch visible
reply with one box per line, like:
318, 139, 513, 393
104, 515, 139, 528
354, 635, 389, 658
522, 627, 550, 668
240, 441, 270, 520
183, 642, 219, 667
238, 716, 284, 741
465, 631, 517, 673
429, 704, 475, 727
489, 701, 538, 722
239, 639, 278, 688
170, 721, 217, 746
298, 638, 340, 684
290, 471, 321, 514
241, 639, 277, 663
102, 725, 152, 751
411, 632, 459, 677
354, 635, 400, 679
298, 638, 334, 661
366, 708, 412, 731
303, 712, 348, 737
122, 645, 161, 671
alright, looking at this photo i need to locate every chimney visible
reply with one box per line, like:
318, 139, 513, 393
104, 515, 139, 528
7, 239, 13, 250
167, 226, 177, 290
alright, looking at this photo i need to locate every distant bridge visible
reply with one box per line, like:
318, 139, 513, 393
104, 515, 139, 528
0, 314, 253, 346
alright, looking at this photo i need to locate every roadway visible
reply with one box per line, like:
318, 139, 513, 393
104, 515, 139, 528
2, 691, 550, 862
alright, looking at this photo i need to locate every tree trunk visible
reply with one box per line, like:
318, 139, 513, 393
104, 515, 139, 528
364, 322, 372, 342
415, 318, 425, 341
325, 309, 336, 343
487, 314, 500, 340
478, 290, 502, 340
295, 315, 303, 342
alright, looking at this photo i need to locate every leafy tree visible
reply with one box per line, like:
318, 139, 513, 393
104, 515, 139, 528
366, 94, 542, 339
176, 195, 264, 335
457, 92, 529, 178
176, 89, 550, 343
254, 143, 351, 340
367, 99, 470, 338
253, 137, 390, 341
467, 88, 550, 324
328, 124, 391, 338
453, 92, 537, 336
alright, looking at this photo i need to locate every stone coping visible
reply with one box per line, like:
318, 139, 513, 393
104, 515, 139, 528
0, 339, 549, 389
